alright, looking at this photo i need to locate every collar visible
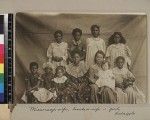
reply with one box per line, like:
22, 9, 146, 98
73, 39, 81, 46
53, 76, 67, 83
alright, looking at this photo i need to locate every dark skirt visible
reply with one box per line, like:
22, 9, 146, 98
98, 86, 117, 104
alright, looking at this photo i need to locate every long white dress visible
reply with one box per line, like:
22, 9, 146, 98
47, 42, 68, 70
106, 43, 131, 68
85, 37, 106, 69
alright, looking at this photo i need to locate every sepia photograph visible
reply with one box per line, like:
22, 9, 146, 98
15, 12, 147, 104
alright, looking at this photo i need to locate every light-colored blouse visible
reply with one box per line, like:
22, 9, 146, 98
66, 61, 87, 78
47, 42, 68, 69
106, 43, 132, 68
85, 37, 106, 69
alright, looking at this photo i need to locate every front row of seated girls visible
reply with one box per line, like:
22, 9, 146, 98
22, 51, 145, 104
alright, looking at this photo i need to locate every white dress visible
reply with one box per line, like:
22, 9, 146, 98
95, 69, 115, 90
47, 42, 68, 70
106, 43, 131, 68
85, 37, 106, 69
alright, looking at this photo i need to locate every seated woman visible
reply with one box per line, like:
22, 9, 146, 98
51, 66, 76, 103
95, 61, 117, 104
66, 50, 89, 103
112, 56, 145, 104
88, 50, 117, 103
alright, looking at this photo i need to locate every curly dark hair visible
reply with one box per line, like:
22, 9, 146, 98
72, 28, 82, 36
70, 49, 82, 58
115, 56, 125, 65
108, 32, 126, 46
90, 24, 100, 31
55, 66, 66, 75
54, 30, 63, 38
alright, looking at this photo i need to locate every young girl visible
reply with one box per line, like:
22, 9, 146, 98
47, 30, 68, 70
106, 32, 132, 69
68, 28, 86, 63
112, 56, 145, 104
22, 62, 41, 103
52, 66, 75, 103
85, 25, 106, 69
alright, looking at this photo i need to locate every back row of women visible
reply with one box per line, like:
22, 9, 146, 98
23, 25, 145, 104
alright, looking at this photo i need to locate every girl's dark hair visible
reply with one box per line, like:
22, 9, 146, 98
70, 49, 82, 58
108, 32, 126, 46
54, 30, 63, 38
94, 50, 105, 64
72, 28, 82, 36
90, 24, 100, 31
55, 66, 66, 75
29, 62, 38, 69
115, 56, 125, 65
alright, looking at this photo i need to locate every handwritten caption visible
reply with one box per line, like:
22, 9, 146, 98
29, 106, 135, 116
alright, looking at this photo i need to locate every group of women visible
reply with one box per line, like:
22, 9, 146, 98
22, 24, 145, 104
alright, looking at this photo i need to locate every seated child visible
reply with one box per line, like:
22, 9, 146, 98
21, 62, 41, 103
52, 66, 75, 103
95, 61, 115, 90
32, 62, 57, 103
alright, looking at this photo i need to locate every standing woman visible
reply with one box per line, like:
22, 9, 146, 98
47, 30, 68, 70
106, 32, 132, 69
85, 25, 106, 69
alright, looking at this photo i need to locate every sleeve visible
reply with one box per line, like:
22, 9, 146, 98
88, 67, 99, 83
102, 39, 106, 53
125, 45, 132, 57
62, 43, 68, 61
47, 44, 53, 62
105, 46, 111, 57
127, 70, 135, 79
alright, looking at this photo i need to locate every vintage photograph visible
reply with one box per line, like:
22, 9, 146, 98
15, 12, 147, 104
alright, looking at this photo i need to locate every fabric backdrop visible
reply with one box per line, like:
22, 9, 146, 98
15, 13, 147, 102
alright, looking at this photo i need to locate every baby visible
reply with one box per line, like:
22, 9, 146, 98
95, 61, 115, 90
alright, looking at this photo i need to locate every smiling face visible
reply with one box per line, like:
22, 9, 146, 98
116, 58, 125, 69
56, 69, 64, 78
73, 53, 81, 65
54, 33, 63, 43
91, 27, 100, 38
114, 34, 121, 44
95, 53, 104, 65
73, 31, 81, 41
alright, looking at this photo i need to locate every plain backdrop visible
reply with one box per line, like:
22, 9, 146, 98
0, 0, 150, 120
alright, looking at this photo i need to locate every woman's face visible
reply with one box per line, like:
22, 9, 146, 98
95, 53, 104, 65
55, 33, 62, 43
73, 32, 81, 41
57, 69, 64, 78
73, 53, 81, 65
114, 34, 121, 44
91, 27, 100, 38
116, 58, 124, 69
